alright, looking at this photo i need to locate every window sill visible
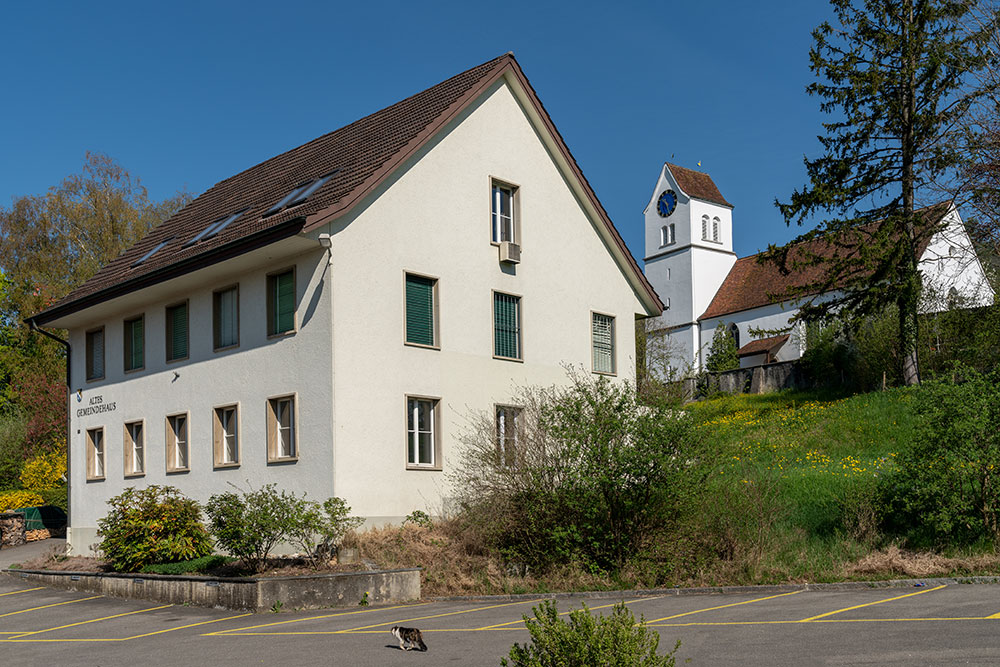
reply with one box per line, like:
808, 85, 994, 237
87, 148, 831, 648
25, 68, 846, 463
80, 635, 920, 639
124, 366, 145, 375
124, 472, 145, 479
406, 464, 442, 472
404, 341, 440, 351
592, 370, 617, 377
493, 355, 524, 363
166, 468, 190, 474
267, 330, 297, 340
214, 461, 241, 470
166, 355, 189, 364
701, 238, 723, 245
267, 456, 298, 465
86, 475, 105, 482
85, 376, 105, 384
213, 343, 240, 353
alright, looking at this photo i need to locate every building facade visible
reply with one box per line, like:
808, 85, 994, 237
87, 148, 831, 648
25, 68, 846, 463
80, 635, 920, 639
32, 55, 662, 553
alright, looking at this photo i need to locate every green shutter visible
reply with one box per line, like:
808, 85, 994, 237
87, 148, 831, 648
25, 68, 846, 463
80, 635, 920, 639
405, 275, 435, 346
126, 317, 143, 370
168, 304, 188, 360
273, 271, 294, 334
494, 293, 520, 359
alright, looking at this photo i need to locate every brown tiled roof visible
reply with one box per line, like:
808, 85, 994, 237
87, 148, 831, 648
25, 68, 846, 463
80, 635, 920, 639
700, 203, 951, 321
737, 334, 789, 357
666, 163, 731, 207
33, 55, 663, 325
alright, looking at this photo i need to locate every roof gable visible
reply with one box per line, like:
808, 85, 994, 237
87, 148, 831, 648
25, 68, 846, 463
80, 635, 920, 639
700, 203, 951, 321
34, 54, 661, 325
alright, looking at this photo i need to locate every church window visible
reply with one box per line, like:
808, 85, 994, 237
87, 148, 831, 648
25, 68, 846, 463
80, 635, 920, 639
728, 323, 740, 349
701, 215, 710, 241
713, 217, 720, 242
660, 224, 675, 247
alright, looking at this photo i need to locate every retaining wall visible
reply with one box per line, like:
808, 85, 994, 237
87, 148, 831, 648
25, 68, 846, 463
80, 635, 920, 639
5, 567, 421, 612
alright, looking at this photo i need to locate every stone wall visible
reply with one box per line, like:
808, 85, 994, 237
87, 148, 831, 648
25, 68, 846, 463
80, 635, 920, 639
682, 360, 813, 400
0, 513, 26, 548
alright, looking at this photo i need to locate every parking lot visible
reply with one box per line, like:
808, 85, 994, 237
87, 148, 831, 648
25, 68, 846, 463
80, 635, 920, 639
5, 573, 1000, 665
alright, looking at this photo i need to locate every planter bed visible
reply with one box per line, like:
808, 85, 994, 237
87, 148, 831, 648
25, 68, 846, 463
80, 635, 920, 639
4, 566, 421, 612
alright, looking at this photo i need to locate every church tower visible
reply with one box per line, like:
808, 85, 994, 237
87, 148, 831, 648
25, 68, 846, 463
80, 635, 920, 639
642, 163, 736, 372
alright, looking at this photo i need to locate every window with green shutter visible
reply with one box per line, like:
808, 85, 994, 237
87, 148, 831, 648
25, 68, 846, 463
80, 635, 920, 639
166, 302, 189, 361
405, 274, 436, 346
494, 292, 521, 360
124, 315, 144, 371
268, 269, 295, 336
592, 312, 615, 374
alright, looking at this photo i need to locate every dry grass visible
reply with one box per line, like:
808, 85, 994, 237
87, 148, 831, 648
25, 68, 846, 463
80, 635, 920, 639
351, 518, 617, 596
847, 545, 1000, 578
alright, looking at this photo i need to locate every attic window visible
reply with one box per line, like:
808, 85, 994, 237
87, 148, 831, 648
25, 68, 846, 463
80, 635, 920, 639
183, 209, 249, 248
131, 238, 172, 267
264, 170, 339, 217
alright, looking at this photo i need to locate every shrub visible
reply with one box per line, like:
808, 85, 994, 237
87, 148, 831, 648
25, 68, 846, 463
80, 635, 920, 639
0, 489, 44, 512
885, 367, 1000, 546
97, 486, 213, 572
37, 487, 68, 513
20, 450, 66, 491
705, 323, 739, 372
0, 410, 28, 491
205, 483, 307, 573
289, 496, 365, 566
452, 371, 711, 572
140, 555, 233, 575
502, 600, 678, 667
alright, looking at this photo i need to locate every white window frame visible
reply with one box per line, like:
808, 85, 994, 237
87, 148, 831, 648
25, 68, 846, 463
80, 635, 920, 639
267, 394, 298, 462
712, 216, 720, 242
660, 223, 675, 247
406, 395, 440, 470
166, 413, 190, 472
87, 427, 105, 480
490, 178, 519, 245
591, 311, 616, 375
124, 420, 145, 477
701, 215, 710, 241
214, 404, 240, 468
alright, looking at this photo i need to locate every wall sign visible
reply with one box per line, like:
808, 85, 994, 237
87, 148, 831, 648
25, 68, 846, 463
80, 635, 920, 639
76, 394, 117, 417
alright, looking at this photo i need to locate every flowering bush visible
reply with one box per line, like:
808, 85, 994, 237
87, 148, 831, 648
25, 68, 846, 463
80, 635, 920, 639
0, 490, 45, 512
19, 450, 66, 491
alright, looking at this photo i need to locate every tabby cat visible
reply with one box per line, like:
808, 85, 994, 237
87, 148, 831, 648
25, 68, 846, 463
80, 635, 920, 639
390, 625, 428, 652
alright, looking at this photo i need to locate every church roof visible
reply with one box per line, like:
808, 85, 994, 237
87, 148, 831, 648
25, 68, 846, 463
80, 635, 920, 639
737, 334, 789, 358
33, 54, 662, 325
700, 202, 951, 321
665, 163, 732, 207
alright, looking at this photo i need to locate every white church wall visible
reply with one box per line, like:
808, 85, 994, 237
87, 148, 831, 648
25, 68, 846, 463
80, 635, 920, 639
918, 208, 995, 311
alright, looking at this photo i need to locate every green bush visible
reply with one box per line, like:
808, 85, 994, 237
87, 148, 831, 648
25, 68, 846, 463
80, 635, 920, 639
289, 496, 364, 566
37, 486, 67, 513
502, 600, 678, 667
0, 410, 28, 491
205, 483, 308, 573
140, 555, 233, 575
453, 371, 711, 572
885, 368, 1000, 546
97, 486, 213, 572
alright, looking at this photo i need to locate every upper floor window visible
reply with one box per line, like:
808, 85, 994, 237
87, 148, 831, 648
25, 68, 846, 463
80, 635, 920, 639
660, 224, 675, 247
267, 269, 296, 336
85, 327, 105, 381
214, 285, 239, 350
701, 215, 710, 241
592, 312, 616, 375
712, 217, 721, 242
124, 315, 144, 372
493, 292, 522, 361
405, 273, 438, 347
491, 181, 517, 244
166, 301, 189, 362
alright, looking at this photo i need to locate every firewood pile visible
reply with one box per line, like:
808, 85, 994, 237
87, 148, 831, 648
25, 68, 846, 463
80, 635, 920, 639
25, 529, 50, 542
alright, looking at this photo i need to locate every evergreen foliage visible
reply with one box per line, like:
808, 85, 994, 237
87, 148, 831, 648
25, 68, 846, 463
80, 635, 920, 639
769, 0, 997, 386
705, 323, 739, 372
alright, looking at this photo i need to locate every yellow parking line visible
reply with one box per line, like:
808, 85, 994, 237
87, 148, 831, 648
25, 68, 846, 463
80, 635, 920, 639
125, 613, 252, 640
0, 587, 45, 597
645, 590, 802, 624
0, 596, 101, 618
475, 596, 663, 631
9, 604, 172, 639
336, 598, 547, 634
205, 602, 432, 636
798, 585, 947, 622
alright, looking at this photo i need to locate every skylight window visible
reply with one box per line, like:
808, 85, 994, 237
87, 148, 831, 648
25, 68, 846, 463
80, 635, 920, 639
183, 209, 248, 248
264, 170, 339, 217
131, 238, 172, 267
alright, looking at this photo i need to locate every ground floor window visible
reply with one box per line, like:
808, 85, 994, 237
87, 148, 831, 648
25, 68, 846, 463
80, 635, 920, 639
214, 405, 239, 467
87, 427, 105, 480
406, 396, 439, 468
124, 421, 144, 476
495, 405, 521, 468
267, 395, 297, 461
166, 413, 189, 472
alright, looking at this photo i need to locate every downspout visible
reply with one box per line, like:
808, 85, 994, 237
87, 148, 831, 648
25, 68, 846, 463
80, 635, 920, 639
27, 318, 72, 541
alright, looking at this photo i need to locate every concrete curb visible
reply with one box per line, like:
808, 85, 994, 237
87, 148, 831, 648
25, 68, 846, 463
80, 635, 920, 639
4, 566, 421, 612
428, 576, 1000, 602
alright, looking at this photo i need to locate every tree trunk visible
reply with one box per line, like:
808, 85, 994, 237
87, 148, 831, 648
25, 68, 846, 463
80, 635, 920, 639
900, 0, 921, 386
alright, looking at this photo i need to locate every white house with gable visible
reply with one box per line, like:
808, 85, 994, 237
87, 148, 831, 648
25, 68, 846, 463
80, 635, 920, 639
29, 54, 662, 554
642, 162, 994, 373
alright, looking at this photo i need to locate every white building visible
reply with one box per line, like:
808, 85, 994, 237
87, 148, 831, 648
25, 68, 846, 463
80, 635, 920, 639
30, 54, 662, 553
643, 162, 995, 373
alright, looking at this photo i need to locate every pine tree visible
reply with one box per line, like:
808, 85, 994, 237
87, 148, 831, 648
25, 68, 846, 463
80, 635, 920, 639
769, 0, 997, 385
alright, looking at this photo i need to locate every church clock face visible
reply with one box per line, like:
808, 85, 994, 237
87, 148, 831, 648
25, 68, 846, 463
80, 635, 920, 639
657, 189, 677, 217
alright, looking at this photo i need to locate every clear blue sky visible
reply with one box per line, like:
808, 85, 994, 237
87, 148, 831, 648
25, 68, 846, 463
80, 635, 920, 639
0, 0, 836, 263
